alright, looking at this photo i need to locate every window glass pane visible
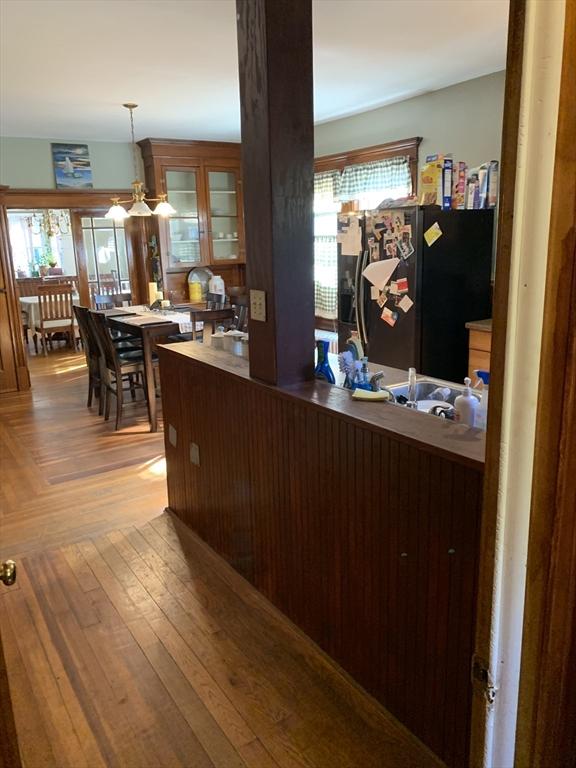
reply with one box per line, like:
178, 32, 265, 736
7, 209, 75, 277
166, 171, 198, 216
81, 217, 93, 227
82, 230, 96, 281
209, 171, 237, 216
93, 218, 115, 228
212, 240, 238, 261
116, 227, 129, 280
94, 229, 118, 289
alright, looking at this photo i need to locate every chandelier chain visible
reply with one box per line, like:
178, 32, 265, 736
127, 105, 139, 181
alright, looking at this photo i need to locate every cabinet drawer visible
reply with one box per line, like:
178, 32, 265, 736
469, 329, 492, 353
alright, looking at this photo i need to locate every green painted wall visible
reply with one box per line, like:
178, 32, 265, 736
314, 71, 506, 172
1, 72, 505, 190
0, 138, 138, 189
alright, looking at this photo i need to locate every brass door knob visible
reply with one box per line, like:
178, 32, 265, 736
0, 560, 16, 586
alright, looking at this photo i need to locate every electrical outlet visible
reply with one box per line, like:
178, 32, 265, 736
190, 442, 200, 466
250, 289, 266, 322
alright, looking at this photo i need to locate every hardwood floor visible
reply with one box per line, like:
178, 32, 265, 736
0, 348, 167, 559
0, 350, 442, 767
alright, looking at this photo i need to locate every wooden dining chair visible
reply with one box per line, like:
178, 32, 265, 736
34, 284, 75, 355
93, 294, 115, 310
90, 311, 152, 431
73, 305, 104, 413
111, 293, 132, 308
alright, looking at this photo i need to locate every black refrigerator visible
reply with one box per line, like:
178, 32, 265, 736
337, 206, 494, 384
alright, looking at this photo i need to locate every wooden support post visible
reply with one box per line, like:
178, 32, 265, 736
236, 0, 315, 385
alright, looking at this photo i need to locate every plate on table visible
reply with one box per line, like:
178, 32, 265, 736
187, 267, 213, 300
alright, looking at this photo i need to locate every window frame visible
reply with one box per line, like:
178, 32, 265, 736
313, 137, 421, 328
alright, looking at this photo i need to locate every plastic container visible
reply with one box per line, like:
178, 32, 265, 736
188, 282, 202, 302
208, 275, 225, 296
454, 377, 479, 427
222, 329, 244, 353
474, 370, 490, 430
407, 367, 418, 409
210, 331, 225, 350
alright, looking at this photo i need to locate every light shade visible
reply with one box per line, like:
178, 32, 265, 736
127, 200, 154, 216
105, 203, 130, 221
153, 200, 177, 217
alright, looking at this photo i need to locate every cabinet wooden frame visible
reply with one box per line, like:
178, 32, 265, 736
138, 139, 246, 278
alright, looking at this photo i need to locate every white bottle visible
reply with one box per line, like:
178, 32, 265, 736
208, 275, 225, 296
454, 377, 478, 427
473, 370, 490, 430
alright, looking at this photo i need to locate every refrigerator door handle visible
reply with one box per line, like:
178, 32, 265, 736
356, 249, 370, 348
353, 249, 363, 342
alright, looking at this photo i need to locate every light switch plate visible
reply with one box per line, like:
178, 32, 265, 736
168, 424, 177, 448
190, 442, 200, 466
250, 289, 266, 322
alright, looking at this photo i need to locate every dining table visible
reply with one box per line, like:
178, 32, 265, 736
106, 308, 198, 432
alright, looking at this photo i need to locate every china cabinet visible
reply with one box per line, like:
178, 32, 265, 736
139, 140, 245, 302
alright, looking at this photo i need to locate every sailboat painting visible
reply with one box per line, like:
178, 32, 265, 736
51, 143, 93, 188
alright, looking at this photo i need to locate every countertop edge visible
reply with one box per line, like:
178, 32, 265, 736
158, 343, 486, 471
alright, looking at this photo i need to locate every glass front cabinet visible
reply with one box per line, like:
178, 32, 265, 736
139, 141, 245, 296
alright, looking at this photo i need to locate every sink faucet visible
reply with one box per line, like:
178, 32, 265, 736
369, 372, 396, 402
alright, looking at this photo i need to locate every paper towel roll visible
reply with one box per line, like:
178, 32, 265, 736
148, 282, 157, 305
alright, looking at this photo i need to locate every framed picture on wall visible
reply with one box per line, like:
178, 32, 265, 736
51, 143, 93, 188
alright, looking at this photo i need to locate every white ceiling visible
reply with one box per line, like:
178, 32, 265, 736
0, 0, 509, 142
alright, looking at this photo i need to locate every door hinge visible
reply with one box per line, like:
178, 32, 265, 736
471, 654, 498, 705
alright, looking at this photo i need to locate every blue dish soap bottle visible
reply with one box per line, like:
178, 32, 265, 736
314, 339, 335, 384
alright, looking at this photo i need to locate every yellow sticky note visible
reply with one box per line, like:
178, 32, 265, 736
424, 222, 443, 247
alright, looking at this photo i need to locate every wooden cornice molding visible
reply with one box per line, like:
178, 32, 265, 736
2, 188, 131, 209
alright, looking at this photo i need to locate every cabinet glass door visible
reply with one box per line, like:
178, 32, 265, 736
208, 170, 240, 262
165, 170, 203, 267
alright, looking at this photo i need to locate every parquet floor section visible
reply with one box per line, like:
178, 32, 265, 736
0, 348, 167, 559
0, 513, 442, 768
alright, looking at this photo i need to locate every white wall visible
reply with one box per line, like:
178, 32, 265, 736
0, 137, 137, 189
314, 71, 506, 173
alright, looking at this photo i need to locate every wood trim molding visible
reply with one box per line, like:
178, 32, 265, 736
3, 189, 131, 209
138, 138, 242, 163
314, 137, 421, 171
515, 0, 576, 763
0, 186, 31, 392
468, 0, 526, 764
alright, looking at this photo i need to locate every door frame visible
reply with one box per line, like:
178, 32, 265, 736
515, 0, 576, 762
468, 0, 526, 762
70, 208, 140, 308
0, 188, 30, 393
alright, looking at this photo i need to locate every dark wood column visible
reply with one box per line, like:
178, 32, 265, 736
236, 0, 315, 385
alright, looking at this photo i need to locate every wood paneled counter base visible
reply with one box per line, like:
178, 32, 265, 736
158, 342, 485, 768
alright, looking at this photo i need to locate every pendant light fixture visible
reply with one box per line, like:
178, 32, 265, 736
106, 103, 176, 221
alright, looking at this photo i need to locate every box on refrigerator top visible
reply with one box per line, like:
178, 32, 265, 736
487, 160, 499, 208
441, 157, 453, 210
451, 162, 467, 209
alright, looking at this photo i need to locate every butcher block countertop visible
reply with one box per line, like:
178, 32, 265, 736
160, 342, 486, 470
465, 318, 492, 332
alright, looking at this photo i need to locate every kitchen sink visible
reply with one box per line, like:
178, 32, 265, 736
386, 378, 472, 406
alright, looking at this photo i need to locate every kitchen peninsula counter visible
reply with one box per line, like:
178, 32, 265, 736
157, 340, 485, 768
160, 341, 485, 470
